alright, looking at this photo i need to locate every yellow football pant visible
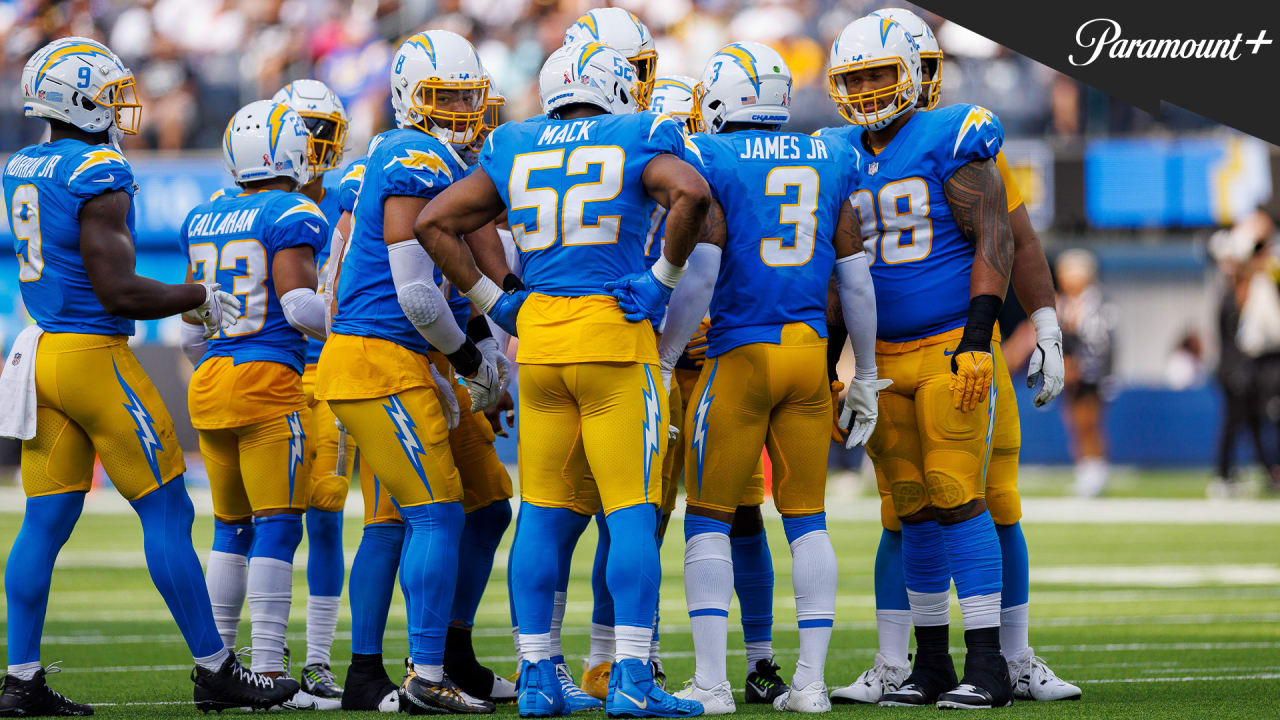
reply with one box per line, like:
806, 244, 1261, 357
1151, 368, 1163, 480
684, 324, 830, 517
198, 412, 310, 523
669, 367, 766, 509
519, 362, 667, 515
868, 327, 997, 523
22, 333, 184, 500
301, 363, 354, 513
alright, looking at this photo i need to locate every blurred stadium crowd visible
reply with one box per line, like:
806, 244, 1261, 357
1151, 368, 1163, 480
0, 0, 1222, 154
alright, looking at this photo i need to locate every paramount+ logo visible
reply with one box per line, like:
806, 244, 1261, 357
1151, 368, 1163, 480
1069, 18, 1272, 66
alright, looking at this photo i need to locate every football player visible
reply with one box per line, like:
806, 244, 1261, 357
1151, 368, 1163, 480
818, 15, 1014, 709
270, 77, 351, 703
0, 37, 297, 715
828, 8, 1078, 706
413, 41, 710, 719
181, 99, 333, 709
563, 7, 657, 109
658, 43, 881, 715
314, 28, 501, 714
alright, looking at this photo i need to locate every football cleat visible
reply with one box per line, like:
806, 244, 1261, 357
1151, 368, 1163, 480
401, 666, 495, 715
192, 652, 300, 713
879, 652, 957, 707
302, 662, 344, 699
936, 651, 1013, 709
830, 653, 910, 704
557, 662, 604, 713
605, 659, 703, 718
280, 687, 342, 711
1007, 648, 1081, 702
673, 679, 735, 715
650, 660, 666, 692
582, 662, 612, 701
341, 655, 399, 712
518, 659, 566, 718
772, 681, 831, 713
0, 663, 92, 717
744, 658, 790, 704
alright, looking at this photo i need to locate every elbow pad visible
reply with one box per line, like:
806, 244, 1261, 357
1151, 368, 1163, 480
834, 251, 878, 379
388, 239, 465, 354
180, 321, 208, 367
280, 287, 327, 341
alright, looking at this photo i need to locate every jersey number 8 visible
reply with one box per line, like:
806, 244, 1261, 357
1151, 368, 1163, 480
509, 146, 624, 251
188, 240, 268, 337
849, 177, 933, 265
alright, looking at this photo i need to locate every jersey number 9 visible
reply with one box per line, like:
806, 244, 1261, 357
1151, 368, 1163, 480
11, 184, 44, 281
509, 146, 624, 252
188, 240, 268, 337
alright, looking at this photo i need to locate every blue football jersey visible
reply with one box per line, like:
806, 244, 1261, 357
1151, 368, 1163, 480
303, 169, 345, 365
685, 129, 861, 357
331, 128, 467, 354
819, 105, 1004, 343
336, 157, 367, 214
4, 140, 139, 335
179, 189, 328, 374
478, 111, 685, 296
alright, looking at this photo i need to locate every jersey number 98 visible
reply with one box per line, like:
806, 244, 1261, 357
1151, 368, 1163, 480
849, 177, 933, 265
509, 146, 624, 251
188, 240, 268, 337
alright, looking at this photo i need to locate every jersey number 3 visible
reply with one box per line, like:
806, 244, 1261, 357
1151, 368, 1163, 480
509, 146, 624, 251
188, 241, 268, 337
849, 177, 933, 265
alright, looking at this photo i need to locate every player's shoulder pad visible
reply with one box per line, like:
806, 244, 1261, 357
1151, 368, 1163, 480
266, 191, 328, 250
65, 144, 133, 197
935, 103, 1004, 164
375, 129, 462, 198
636, 111, 684, 155
337, 157, 367, 213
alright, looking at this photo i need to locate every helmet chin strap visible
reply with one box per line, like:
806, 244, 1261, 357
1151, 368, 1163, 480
108, 125, 124, 150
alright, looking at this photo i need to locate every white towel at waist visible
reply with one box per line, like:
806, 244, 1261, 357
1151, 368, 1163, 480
0, 325, 43, 440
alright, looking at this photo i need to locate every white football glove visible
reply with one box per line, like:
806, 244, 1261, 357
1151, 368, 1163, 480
182, 282, 241, 339
429, 363, 460, 430
475, 337, 512, 400
838, 377, 893, 449
463, 357, 502, 413
1028, 307, 1066, 407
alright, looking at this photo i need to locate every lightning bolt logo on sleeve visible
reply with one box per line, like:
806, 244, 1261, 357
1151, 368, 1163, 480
113, 359, 163, 485
953, 106, 995, 158
691, 359, 718, 497
387, 149, 453, 182
286, 411, 306, 505
69, 149, 125, 183
641, 368, 663, 498
383, 395, 433, 497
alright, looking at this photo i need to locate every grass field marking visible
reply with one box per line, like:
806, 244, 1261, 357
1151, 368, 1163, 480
1080, 673, 1280, 684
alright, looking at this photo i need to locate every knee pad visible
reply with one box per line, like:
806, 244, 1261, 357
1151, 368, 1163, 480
309, 473, 349, 513
985, 485, 1022, 526
923, 469, 978, 511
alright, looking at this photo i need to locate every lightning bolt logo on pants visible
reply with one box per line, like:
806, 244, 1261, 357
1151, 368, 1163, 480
383, 395, 433, 498
112, 360, 162, 485
691, 359, 718, 497
286, 412, 305, 505
641, 367, 662, 498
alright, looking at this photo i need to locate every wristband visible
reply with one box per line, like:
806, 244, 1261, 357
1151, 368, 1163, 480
502, 273, 525, 292
650, 255, 687, 289
956, 294, 1003, 354
466, 314, 494, 343
1029, 306, 1061, 342
826, 322, 847, 384
465, 275, 503, 313
444, 338, 483, 378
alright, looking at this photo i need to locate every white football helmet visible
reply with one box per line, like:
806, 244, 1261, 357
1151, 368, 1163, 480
470, 79, 504, 152
563, 8, 657, 109
828, 15, 921, 130
650, 75, 698, 134
871, 8, 942, 109
222, 100, 311, 186
695, 42, 792, 134
272, 79, 348, 175
539, 42, 639, 117
21, 37, 141, 143
390, 30, 488, 145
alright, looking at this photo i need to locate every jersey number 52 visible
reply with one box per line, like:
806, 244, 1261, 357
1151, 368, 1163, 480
508, 146, 624, 251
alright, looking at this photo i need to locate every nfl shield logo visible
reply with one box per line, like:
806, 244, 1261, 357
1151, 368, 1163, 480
867, 162, 879, 176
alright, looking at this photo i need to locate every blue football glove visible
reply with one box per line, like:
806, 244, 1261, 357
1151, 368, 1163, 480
604, 269, 674, 323
488, 289, 528, 337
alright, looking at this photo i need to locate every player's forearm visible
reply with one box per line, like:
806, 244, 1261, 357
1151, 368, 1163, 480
104, 276, 206, 320
465, 223, 514, 284
414, 215, 483, 293
659, 183, 710, 267
1008, 204, 1055, 312
834, 252, 878, 380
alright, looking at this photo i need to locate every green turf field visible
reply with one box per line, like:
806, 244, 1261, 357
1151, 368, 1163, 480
1, 481, 1278, 719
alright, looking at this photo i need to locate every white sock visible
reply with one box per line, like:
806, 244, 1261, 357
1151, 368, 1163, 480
206, 550, 249, 650
512, 626, 524, 665
1000, 603, 1030, 661
684, 532, 733, 688
614, 625, 652, 663
587, 623, 614, 668
745, 641, 773, 676
649, 634, 661, 665
876, 609, 912, 668
413, 662, 444, 682
907, 589, 950, 628
790, 530, 837, 691
194, 648, 230, 672
958, 591, 1001, 630
247, 557, 294, 673
7, 661, 41, 681
521, 632, 552, 663
305, 595, 340, 667
550, 591, 567, 659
